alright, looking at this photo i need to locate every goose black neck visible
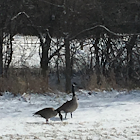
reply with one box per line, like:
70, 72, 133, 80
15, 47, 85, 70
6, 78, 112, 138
72, 84, 75, 97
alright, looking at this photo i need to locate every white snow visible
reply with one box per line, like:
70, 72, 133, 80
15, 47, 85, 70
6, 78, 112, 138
0, 90, 140, 139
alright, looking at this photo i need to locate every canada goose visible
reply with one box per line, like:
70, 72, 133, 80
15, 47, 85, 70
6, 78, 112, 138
56, 83, 78, 119
33, 107, 62, 123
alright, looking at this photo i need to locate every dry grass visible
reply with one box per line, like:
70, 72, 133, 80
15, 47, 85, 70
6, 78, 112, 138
0, 75, 49, 94
88, 70, 121, 91
0, 68, 50, 94
0, 68, 138, 94
87, 70, 139, 91
0, 68, 67, 94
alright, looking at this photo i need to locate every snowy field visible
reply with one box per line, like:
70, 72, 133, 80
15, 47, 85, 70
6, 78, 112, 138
0, 90, 140, 140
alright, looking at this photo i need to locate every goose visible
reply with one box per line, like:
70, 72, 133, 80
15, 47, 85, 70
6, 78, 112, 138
33, 107, 62, 123
56, 83, 78, 119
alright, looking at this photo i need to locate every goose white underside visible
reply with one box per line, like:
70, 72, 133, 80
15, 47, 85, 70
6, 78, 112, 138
0, 90, 140, 139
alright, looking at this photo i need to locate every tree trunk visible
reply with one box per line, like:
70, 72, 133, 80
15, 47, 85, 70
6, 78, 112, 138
41, 0, 54, 78
4, 22, 13, 76
0, 31, 3, 76
56, 39, 60, 84
94, 37, 100, 85
56, 59, 60, 84
64, 0, 71, 93
126, 35, 137, 80
103, 36, 111, 77
65, 37, 71, 93
40, 34, 51, 89
40, 33, 51, 77
89, 46, 93, 71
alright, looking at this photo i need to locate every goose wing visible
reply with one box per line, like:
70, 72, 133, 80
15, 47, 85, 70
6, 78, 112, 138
34, 108, 57, 119
56, 100, 71, 112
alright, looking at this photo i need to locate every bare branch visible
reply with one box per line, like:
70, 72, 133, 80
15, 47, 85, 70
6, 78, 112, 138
48, 45, 64, 63
38, 0, 64, 8
70, 25, 140, 40
11, 12, 30, 21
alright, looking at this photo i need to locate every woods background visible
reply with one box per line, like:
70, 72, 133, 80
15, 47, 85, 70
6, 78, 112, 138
0, 0, 140, 93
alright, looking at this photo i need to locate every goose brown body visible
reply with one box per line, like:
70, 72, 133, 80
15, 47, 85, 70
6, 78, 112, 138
57, 96, 78, 114
34, 107, 62, 123
56, 84, 78, 119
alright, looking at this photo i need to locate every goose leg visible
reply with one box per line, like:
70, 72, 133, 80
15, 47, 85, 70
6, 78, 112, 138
65, 113, 67, 119
71, 112, 72, 118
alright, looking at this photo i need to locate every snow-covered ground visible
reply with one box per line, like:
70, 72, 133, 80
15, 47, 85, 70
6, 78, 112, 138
0, 90, 140, 140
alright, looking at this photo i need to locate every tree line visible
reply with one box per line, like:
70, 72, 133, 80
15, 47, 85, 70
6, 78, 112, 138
0, 0, 140, 92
